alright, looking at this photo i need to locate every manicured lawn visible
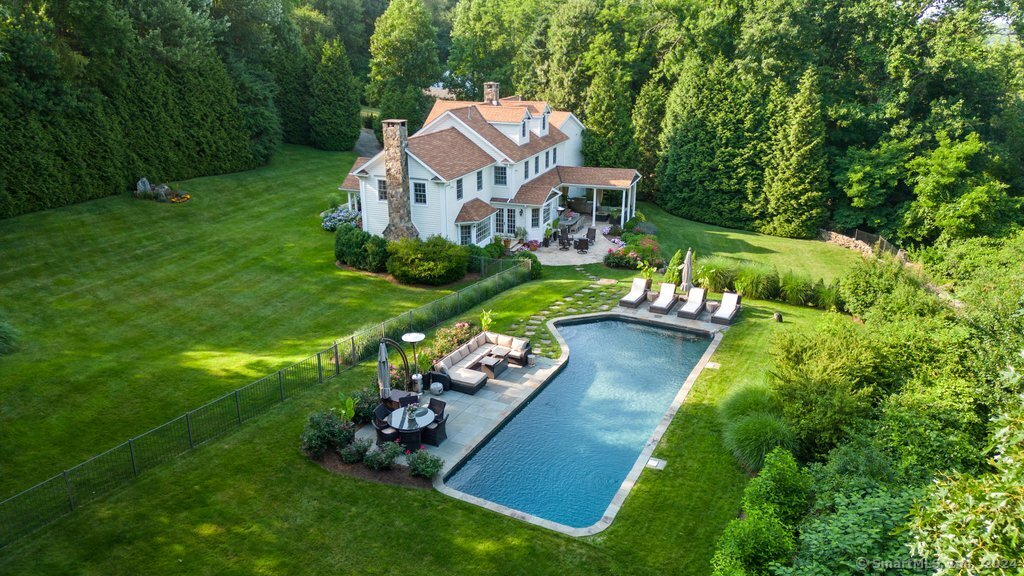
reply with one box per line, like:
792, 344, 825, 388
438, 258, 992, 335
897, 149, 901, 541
0, 146, 450, 495
0, 268, 826, 574
639, 202, 860, 281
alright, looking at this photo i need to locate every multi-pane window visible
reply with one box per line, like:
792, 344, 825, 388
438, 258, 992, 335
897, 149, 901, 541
534, 156, 539, 173
413, 182, 426, 204
495, 209, 504, 234
553, 147, 557, 164
460, 225, 472, 246
521, 121, 526, 138
377, 180, 387, 201
531, 208, 540, 228
456, 178, 463, 200
475, 217, 491, 243
543, 203, 551, 223
545, 150, 550, 168
506, 207, 516, 232
494, 166, 507, 186
524, 161, 529, 180
542, 114, 547, 130
476, 170, 483, 191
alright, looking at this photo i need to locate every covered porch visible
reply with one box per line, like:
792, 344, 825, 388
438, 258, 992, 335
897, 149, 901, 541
553, 166, 640, 230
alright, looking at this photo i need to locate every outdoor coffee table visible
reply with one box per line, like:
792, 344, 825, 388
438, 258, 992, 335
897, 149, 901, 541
477, 355, 507, 379
489, 345, 511, 359
387, 407, 435, 431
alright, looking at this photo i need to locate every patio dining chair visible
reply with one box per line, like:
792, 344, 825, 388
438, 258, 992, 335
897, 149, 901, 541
399, 429, 422, 452
586, 227, 597, 243
399, 394, 419, 407
372, 403, 392, 428
428, 398, 446, 422
422, 415, 448, 447
559, 232, 571, 251
373, 419, 399, 445
576, 237, 589, 254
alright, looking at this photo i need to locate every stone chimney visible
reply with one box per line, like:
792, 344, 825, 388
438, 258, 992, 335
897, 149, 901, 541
483, 82, 500, 105
381, 119, 419, 241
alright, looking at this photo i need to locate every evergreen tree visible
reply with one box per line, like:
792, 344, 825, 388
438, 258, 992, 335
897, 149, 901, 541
446, 0, 516, 99
761, 68, 828, 238
310, 39, 362, 151
367, 0, 440, 131
537, 0, 600, 113
632, 77, 667, 199
581, 57, 638, 168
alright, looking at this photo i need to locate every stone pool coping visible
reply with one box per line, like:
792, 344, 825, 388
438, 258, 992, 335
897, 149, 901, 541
434, 310, 726, 537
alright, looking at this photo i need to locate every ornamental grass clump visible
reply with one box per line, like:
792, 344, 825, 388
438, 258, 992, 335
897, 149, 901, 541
779, 272, 813, 306
811, 278, 843, 311
718, 384, 783, 423
695, 257, 740, 293
723, 413, 795, 472
733, 264, 781, 300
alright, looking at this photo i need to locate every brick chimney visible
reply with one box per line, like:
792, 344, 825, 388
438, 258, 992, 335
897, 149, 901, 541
381, 119, 419, 241
483, 82, 500, 105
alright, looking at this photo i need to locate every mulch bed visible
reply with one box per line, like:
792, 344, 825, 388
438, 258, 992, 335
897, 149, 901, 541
313, 448, 434, 490
334, 261, 481, 288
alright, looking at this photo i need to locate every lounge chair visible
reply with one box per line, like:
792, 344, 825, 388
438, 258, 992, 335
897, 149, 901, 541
619, 278, 648, 308
711, 291, 742, 325
649, 282, 678, 314
677, 287, 707, 319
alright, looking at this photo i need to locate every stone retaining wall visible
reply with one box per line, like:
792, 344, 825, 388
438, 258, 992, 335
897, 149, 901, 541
819, 230, 874, 256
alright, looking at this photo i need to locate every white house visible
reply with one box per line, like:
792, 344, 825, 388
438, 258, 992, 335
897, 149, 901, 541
340, 82, 640, 246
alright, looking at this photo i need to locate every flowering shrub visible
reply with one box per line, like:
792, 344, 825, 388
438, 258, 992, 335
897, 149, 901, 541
363, 440, 403, 470
338, 438, 373, 464
604, 248, 642, 269
322, 206, 361, 232
300, 410, 355, 459
430, 321, 477, 362
406, 449, 445, 478
603, 233, 664, 269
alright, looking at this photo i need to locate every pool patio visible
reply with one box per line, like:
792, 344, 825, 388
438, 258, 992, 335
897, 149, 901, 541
356, 303, 727, 535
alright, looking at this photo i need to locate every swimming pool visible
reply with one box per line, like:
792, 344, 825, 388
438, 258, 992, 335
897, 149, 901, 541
444, 318, 713, 530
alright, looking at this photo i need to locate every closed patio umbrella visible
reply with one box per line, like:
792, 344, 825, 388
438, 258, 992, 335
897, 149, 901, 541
377, 342, 391, 400
680, 248, 694, 293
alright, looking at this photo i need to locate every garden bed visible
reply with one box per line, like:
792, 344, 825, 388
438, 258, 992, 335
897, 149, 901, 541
311, 448, 434, 490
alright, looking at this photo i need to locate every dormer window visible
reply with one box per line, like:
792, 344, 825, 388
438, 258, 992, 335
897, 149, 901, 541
521, 121, 526, 138
542, 114, 547, 130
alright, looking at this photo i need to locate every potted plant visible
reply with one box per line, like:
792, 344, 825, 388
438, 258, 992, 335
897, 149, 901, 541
542, 226, 552, 247
637, 260, 657, 295
527, 240, 540, 251
515, 226, 528, 241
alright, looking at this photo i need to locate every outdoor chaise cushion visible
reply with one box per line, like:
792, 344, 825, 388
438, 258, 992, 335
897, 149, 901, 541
650, 283, 678, 314
449, 367, 487, 395
677, 287, 707, 319
619, 278, 648, 308
711, 292, 742, 325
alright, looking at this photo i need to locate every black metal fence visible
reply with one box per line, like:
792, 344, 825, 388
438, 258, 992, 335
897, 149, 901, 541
0, 258, 531, 548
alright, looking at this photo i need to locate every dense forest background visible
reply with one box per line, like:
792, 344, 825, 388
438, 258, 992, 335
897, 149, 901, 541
3, 0, 1023, 243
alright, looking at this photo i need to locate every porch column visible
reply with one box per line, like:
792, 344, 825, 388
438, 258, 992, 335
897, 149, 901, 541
620, 188, 626, 228
630, 183, 637, 221
592, 189, 599, 227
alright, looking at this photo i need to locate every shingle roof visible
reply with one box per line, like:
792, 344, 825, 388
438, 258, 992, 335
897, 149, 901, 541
548, 111, 573, 129
340, 174, 360, 191
556, 166, 640, 188
500, 97, 550, 115
509, 166, 641, 205
407, 128, 494, 180
424, 100, 478, 125
454, 198, 498, 223
475, 106, 529, 123
449, 107, 569, 162
350, 156, 372, 173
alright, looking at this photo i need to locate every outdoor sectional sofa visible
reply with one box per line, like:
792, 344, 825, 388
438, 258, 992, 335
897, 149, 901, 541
433, 332, 531, 395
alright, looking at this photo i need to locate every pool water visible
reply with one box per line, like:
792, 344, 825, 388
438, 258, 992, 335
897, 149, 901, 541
445, 319, 711, 529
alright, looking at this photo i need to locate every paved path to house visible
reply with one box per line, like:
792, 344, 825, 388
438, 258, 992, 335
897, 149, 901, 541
353, 128, 382, 157
534, 231, 615, 266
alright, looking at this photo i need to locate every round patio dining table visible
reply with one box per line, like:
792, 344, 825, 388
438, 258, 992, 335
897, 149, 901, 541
387, 407, 435, 431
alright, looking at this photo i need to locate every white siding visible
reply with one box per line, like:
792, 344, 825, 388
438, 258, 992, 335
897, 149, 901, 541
558, 119, 585, 167
363, 177, 389, 236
